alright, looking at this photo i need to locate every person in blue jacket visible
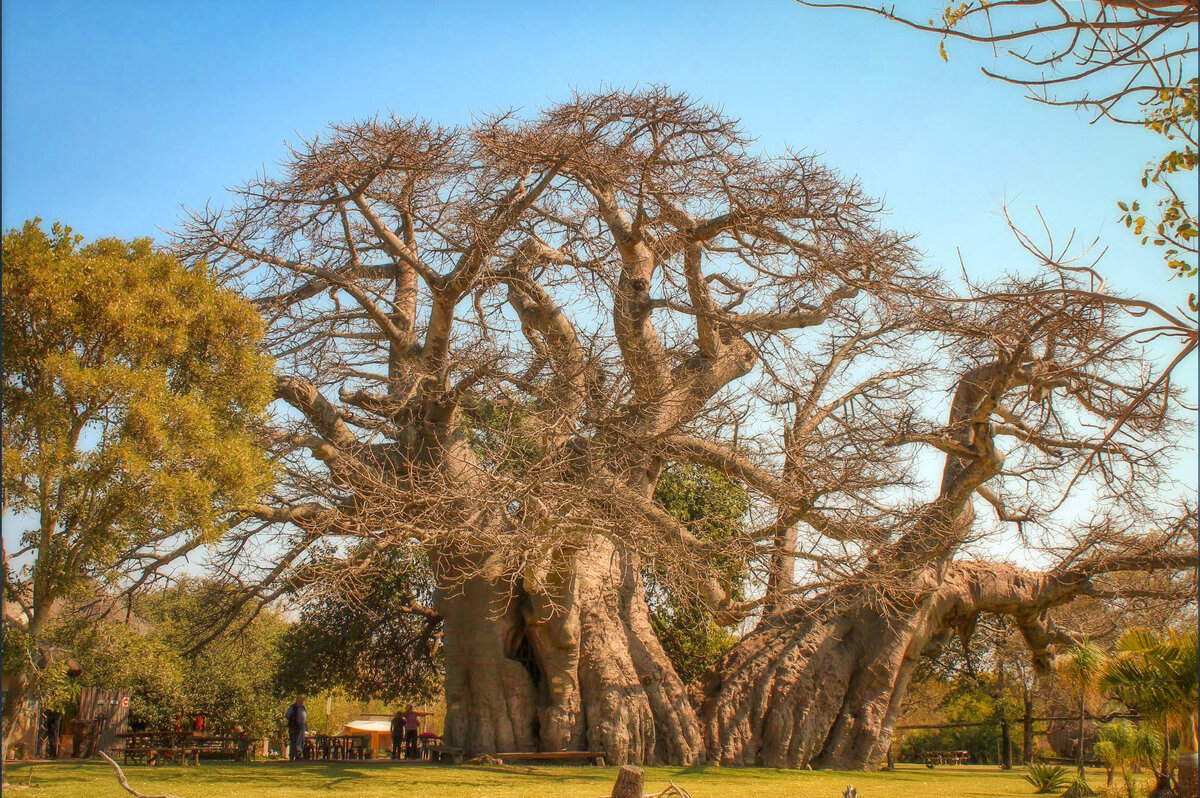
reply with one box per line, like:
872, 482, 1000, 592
285, 695, 308, 761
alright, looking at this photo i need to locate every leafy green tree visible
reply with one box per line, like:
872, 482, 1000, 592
1101, 628, 1199, 792
897, 677, 1020, 765
45, 612, 184, 731
276, 545, 442, 703
0, 220, 273, 754
1094, 719, 1163, 797
44, 580, 289, 735
140, 581, 289, 735
1055, 640, 1107, 794
648, 462, 749, 684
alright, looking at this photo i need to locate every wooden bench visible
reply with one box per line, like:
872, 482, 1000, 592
427, 744, 464, 763
493, 750, 607, 766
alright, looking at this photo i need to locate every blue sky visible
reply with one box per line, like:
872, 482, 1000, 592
3, 0, 1186, 311
3, 0, 1195, 485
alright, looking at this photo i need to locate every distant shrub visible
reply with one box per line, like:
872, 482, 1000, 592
1024, 763, 1072, 793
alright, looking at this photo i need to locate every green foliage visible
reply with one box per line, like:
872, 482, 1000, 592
43, 580, 288, 735
649, 609, 739, 686
1023, 762, 1072, 793
1100, 627, 1198, 761
276, 545, 442, 703
1, 620, 80, 715
898, 677, 1021, 765
46, 612, 184, 730
1126, 77, 1198, 307
463, 397, 545, 476
652, 461, 750, 589
1059, 775, 1097, 798
1056, 641, 1108, 698
1, 219, 274, 600
1094, 719, 1162, 798
141, 580, 288, 735
646, 462, 750, 683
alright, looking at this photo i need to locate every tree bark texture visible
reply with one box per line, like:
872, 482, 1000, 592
611, 765, 645, 798
698, 560, 1092, 769
438, 536, 704, 765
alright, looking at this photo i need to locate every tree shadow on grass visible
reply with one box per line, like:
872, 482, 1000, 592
453, 764, 609, 782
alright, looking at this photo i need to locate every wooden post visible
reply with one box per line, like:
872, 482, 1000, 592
1022, 697, 1034, 764
611, 765, 645, 798
1001, 718, 1012, 770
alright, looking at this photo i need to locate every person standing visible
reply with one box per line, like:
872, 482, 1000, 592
403, 705, 420, 759
41, 709, 61, 759
286, 695, 308, 761
390, 709, 405, 760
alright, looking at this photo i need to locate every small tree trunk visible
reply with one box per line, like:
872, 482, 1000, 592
611, 765, 645, 798
1077, 688, 1086, 779
3, 602, 50, 766
1022, 695, 1034, 765
1001, 719, 1011, 770
1, 669, 31, 762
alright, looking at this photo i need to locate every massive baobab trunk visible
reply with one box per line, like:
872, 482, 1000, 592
439, 536, 703, 764
699, 549, 1198, 769
701, 600, 923, 768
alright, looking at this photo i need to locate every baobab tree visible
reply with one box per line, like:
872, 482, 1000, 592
176, 88, 1196, 768
666, 264, 1196, 767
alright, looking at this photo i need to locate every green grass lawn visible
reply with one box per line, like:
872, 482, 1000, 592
2, 761, 1129, 798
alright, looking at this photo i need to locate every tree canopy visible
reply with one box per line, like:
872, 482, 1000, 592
171, 88, 1195, 767
1, 219, 274, 749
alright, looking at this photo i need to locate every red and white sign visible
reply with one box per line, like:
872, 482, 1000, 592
121, 696, 130, 708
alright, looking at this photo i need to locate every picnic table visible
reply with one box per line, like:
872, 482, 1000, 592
923, 750, 971, 767
418, 734, 443, 760
193, 734, 257, 762
117, 731, 200, 766
307, 734, 372, 761
117, 731, 258, 766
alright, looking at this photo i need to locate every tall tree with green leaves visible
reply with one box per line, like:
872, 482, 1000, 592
0, 220, 274, 761
276, 545, 442, 704
1094, 719, 1163, 797
1101, 628, 1199, 794
1055, 640, 1107, 793
648, 463, 749, 685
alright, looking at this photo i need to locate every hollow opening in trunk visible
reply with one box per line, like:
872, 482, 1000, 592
506, 629, 544, 690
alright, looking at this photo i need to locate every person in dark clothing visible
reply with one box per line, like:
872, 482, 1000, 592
390, 710, 405, 760
285, 695, 308, 761
403, 705, 422, 759
41, 710, 62, 759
